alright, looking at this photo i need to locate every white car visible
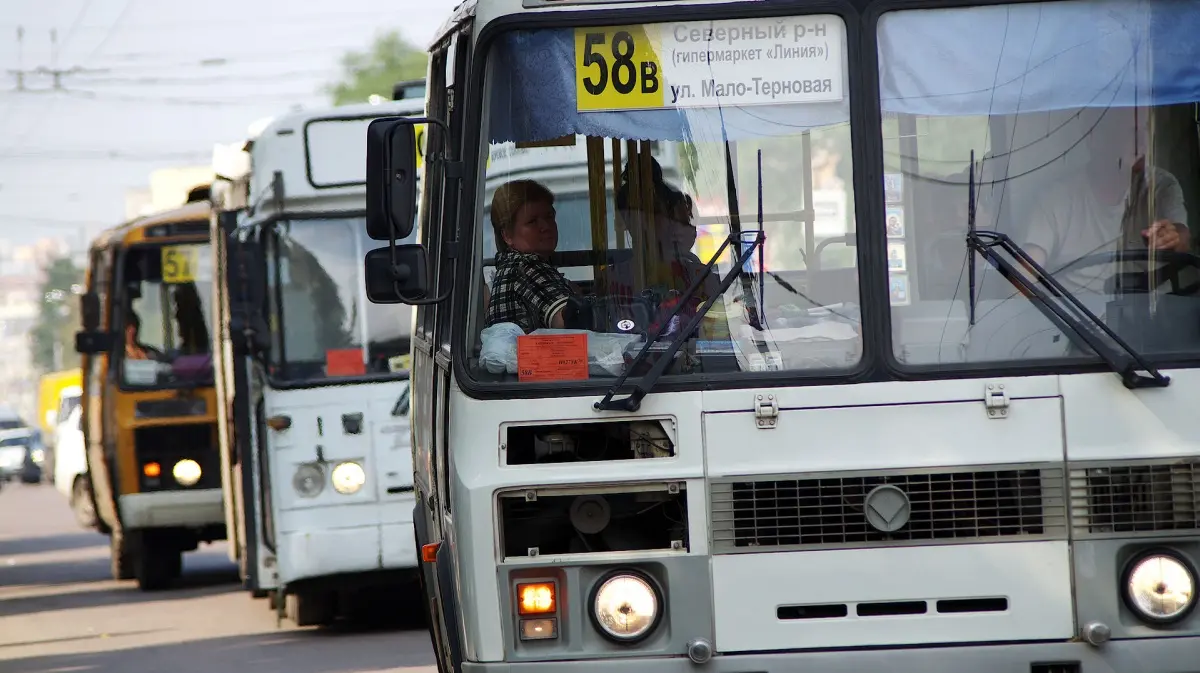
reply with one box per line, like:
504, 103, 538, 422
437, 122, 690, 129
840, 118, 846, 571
53, 405, 95, 528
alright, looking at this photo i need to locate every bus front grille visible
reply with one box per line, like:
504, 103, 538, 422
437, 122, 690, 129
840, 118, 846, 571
711, 466, 1067, 553
1070, 460, 1199, 537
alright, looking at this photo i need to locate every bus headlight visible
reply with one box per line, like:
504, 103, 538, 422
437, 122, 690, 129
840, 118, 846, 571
590, 571, 662, 643
172, 459, 202, 486
1124, 552, 1196, 624
293, 463, 324, 498
331, 461, 366, 495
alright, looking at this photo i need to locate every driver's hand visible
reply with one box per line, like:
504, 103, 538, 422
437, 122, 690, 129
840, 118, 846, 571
1143, 219, 1188, 252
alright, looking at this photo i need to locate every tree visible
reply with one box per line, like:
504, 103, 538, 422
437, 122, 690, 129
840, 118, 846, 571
30, 256, 85, 374
325, 30, 428, 106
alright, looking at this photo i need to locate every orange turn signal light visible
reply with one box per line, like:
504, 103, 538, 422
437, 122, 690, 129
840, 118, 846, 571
517, 582, 556, 615
143, 462, 162, 478
421, 542, 441, 563
266, 415, 292, 432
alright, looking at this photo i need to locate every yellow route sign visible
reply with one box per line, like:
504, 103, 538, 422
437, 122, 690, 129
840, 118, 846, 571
161, 245, 199, 284
574, 26, 664, 111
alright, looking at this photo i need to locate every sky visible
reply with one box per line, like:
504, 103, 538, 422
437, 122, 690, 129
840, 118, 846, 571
0, 0, 461, 251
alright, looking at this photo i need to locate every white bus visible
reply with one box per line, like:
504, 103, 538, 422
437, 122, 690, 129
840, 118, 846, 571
209, 96, 425, 626
365, 0, 1197, 670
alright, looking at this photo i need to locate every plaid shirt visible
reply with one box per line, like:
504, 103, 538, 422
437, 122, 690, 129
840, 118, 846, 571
485, 250, 574, 332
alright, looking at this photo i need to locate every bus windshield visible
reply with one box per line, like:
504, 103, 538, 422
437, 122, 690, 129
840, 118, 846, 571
880, 0, 1200, 367
467, 1, 1200, 386
266, 217, 414, 383
470, 16, 861, 384
120, 242, 215, 388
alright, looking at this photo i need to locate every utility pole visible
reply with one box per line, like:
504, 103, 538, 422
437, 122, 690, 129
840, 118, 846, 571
7, 26, 27, 91
5, 26, 106, 94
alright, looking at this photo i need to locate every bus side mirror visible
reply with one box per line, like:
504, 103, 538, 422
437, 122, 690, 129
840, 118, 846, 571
364, 245, 428, 304
75, 330, 114, 355
80, 292, 101, 331
365, 118, 419, 242
227, 238, 271, 356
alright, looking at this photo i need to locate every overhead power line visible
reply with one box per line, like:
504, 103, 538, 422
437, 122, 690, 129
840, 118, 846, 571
0, 148, 211, 161
70, 68, 334, 87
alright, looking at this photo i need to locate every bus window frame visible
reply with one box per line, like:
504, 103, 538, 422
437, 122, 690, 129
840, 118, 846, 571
420, 0, 1200, 400
254, 209, 415, 391
446, 1, 883, 401
112, 239, 218, 394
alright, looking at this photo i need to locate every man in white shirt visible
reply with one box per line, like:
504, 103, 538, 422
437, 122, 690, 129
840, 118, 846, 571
1023, 106, 1190, 294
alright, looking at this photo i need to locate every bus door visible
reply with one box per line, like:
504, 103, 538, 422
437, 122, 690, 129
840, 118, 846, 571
215, 216, 275, 589
79, 245, 120, 536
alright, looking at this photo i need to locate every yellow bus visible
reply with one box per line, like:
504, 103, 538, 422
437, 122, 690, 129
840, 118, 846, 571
37, 368, 82, 439
75, 193, 224, 591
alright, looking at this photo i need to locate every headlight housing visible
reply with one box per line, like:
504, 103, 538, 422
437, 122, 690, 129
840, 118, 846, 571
172, 459, 202, 486
331, 461, 366, 495
293, 463, 325, 498
589, 570, 662, 643
1123, 551, 1196, 624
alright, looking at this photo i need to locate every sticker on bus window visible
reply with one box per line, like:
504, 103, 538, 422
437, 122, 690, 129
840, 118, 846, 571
161, 245, 199, 284
326, 348, 366, 377
517, 334, 589, 382
574, 16, 845, 112
884, 173, 904, 204
388, 354, 412, 373
887, 242, 907, 272
885, 206, 905, 238
889, 274, 910, 306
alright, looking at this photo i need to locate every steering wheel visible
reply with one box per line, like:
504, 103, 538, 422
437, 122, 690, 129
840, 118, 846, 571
1050, 249, 1200, 296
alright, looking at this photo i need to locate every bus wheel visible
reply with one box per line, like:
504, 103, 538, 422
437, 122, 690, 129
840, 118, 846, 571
71, 476, 97, 529
110, 534, 134, 581
133, 536, 178, 592
286, 591, 336, 627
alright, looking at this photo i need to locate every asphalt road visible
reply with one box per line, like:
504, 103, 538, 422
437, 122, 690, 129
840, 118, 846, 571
0, 480, 438, 673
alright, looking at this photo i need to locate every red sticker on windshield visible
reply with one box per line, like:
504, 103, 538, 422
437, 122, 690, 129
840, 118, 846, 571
517, 334, 588, 382
326, 348, 366, 376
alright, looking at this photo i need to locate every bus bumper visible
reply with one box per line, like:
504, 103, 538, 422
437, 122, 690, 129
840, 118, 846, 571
462, 637, 1200, 672
278, 522, 417, 585
118, 488, 224, 529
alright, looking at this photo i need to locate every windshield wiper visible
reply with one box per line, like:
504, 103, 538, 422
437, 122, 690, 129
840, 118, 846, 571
594, 230, 765, 412
963, 158, 1168, 389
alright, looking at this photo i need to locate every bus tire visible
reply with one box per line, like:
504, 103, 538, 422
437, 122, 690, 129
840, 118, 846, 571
71, 476, 97, 529
110, 534, 135, 581
286, 591, 336, 627
133, 535, 177, 592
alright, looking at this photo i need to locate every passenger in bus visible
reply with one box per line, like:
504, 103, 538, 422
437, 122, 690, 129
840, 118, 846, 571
610, 158, 719, 334
172, 284, 210, 354
484, 179, 577, 332
1022, 106, 1190, 292
123, 313, 161, 361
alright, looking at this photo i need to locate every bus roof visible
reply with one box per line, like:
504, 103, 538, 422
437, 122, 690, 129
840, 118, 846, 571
431, 0, 744, 47
247, 97, 427, 216
90, 200, 212, 251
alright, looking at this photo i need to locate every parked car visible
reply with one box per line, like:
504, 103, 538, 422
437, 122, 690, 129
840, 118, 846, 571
0, 428, 47, 484
53, 405, 95, 527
